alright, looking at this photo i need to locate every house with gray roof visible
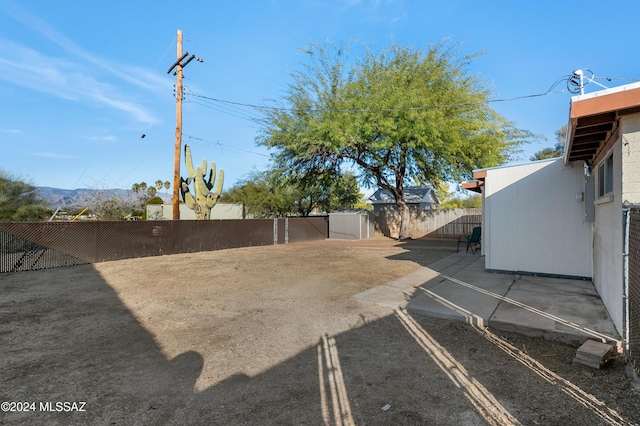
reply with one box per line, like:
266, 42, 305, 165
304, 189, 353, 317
368, 186, 440, 213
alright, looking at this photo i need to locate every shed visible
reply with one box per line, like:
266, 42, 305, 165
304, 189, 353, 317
467, 158, 592, 278
329, 210, 374, 240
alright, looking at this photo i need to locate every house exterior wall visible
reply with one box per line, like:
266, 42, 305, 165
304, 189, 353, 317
371, 202, 436, 213
147, 203, 244, 220
622, 115, 640, 203
591, 114, 640, 335
593, 138, 623, 334
483, 159, 592, 277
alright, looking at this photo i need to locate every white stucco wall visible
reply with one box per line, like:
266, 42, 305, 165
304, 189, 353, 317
482, 159, 592, 277
147, 203, 244, 220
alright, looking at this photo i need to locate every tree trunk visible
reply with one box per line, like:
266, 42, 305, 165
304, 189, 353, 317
397, 199, 411, 240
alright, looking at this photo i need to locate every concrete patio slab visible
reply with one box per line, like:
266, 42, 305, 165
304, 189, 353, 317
408, 268, 515, 326
489, 275, 620, 346
385, 267, 441, 290
349, 284, 412, 308
351, 251, 621, 347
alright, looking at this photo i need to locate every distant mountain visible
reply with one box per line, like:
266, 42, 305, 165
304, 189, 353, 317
37, 187, 171, 209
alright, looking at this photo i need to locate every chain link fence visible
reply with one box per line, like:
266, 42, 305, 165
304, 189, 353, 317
0, 218, 328, 273
628, 208, 640, 375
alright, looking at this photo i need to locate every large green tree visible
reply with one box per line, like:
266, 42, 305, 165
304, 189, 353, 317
0, 171, 49, 221
221, 169, 361, 217
221, 170, 295, 218
258, 41, 534, 239
290, 171, 361, 216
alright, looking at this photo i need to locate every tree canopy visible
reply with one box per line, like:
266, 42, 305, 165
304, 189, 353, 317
221, 169, 361, 218
439, 194, 482, 209
530, 125, 567, 161
221, 170, 292, 218
131, 179, 170, 211
258, 41, 535, 239
0, 170, 49, 221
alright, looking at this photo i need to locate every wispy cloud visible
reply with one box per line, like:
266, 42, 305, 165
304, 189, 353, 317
1, 128, 22, 133
304, 0, 406, 25
84, 135, 118, 143
0, 4, 168, 125
3, 3, 166, 91
33, 151, 77, 159
0, 42, 160, 125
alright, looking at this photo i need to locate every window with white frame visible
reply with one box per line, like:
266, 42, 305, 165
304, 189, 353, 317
598, 153, 614, 197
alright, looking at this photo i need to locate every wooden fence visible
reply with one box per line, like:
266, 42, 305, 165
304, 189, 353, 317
374, 208, 481, 239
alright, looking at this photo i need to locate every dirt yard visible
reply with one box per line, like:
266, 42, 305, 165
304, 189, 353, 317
1, 236, 640, 425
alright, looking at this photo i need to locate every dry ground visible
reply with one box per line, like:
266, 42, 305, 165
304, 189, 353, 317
1, 236, 640, 425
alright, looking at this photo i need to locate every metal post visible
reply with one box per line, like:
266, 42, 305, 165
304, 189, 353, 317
273, 218, 278, 245
623, 207, 631, 355
285, 218, 289, 244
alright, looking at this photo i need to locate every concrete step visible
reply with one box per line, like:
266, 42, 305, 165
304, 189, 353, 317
573, 339, 617, 369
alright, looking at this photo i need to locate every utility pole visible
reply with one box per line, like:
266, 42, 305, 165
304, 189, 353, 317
167, 29, 201, 220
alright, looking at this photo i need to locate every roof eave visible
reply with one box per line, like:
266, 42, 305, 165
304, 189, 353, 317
565, 83, 640, 166
461, 180, 483, 193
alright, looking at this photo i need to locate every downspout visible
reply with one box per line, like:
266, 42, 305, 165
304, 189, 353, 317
622, 203, 630, 356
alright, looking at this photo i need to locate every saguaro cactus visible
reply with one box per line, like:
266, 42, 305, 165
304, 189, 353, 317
180, 144, 224, 219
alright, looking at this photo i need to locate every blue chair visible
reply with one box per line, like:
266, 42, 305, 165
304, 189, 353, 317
457, 227, 481, 255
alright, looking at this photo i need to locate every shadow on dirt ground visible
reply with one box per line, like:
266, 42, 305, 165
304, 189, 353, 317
1, 238, 639, 425
386, 237, 461, 267
0, 265, 205, 425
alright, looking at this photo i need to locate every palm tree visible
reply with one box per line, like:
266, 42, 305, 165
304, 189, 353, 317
155, 180, 163, 192
131, 183, 140, 194
164, 181, 170, 194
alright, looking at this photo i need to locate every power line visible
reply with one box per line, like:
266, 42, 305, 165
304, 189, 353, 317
186, 87, 569, 115
183, 86, 262, 122
131, 36, 176, 102
186, 135, 270, 158
184, 37, 289, 90
93, 37, 177, 190
183, 72, 640, 116
595, 76, 639, 82
185, 98, 258, 122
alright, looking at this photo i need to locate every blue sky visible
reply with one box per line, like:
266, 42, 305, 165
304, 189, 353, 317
1, 1, 639, 195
